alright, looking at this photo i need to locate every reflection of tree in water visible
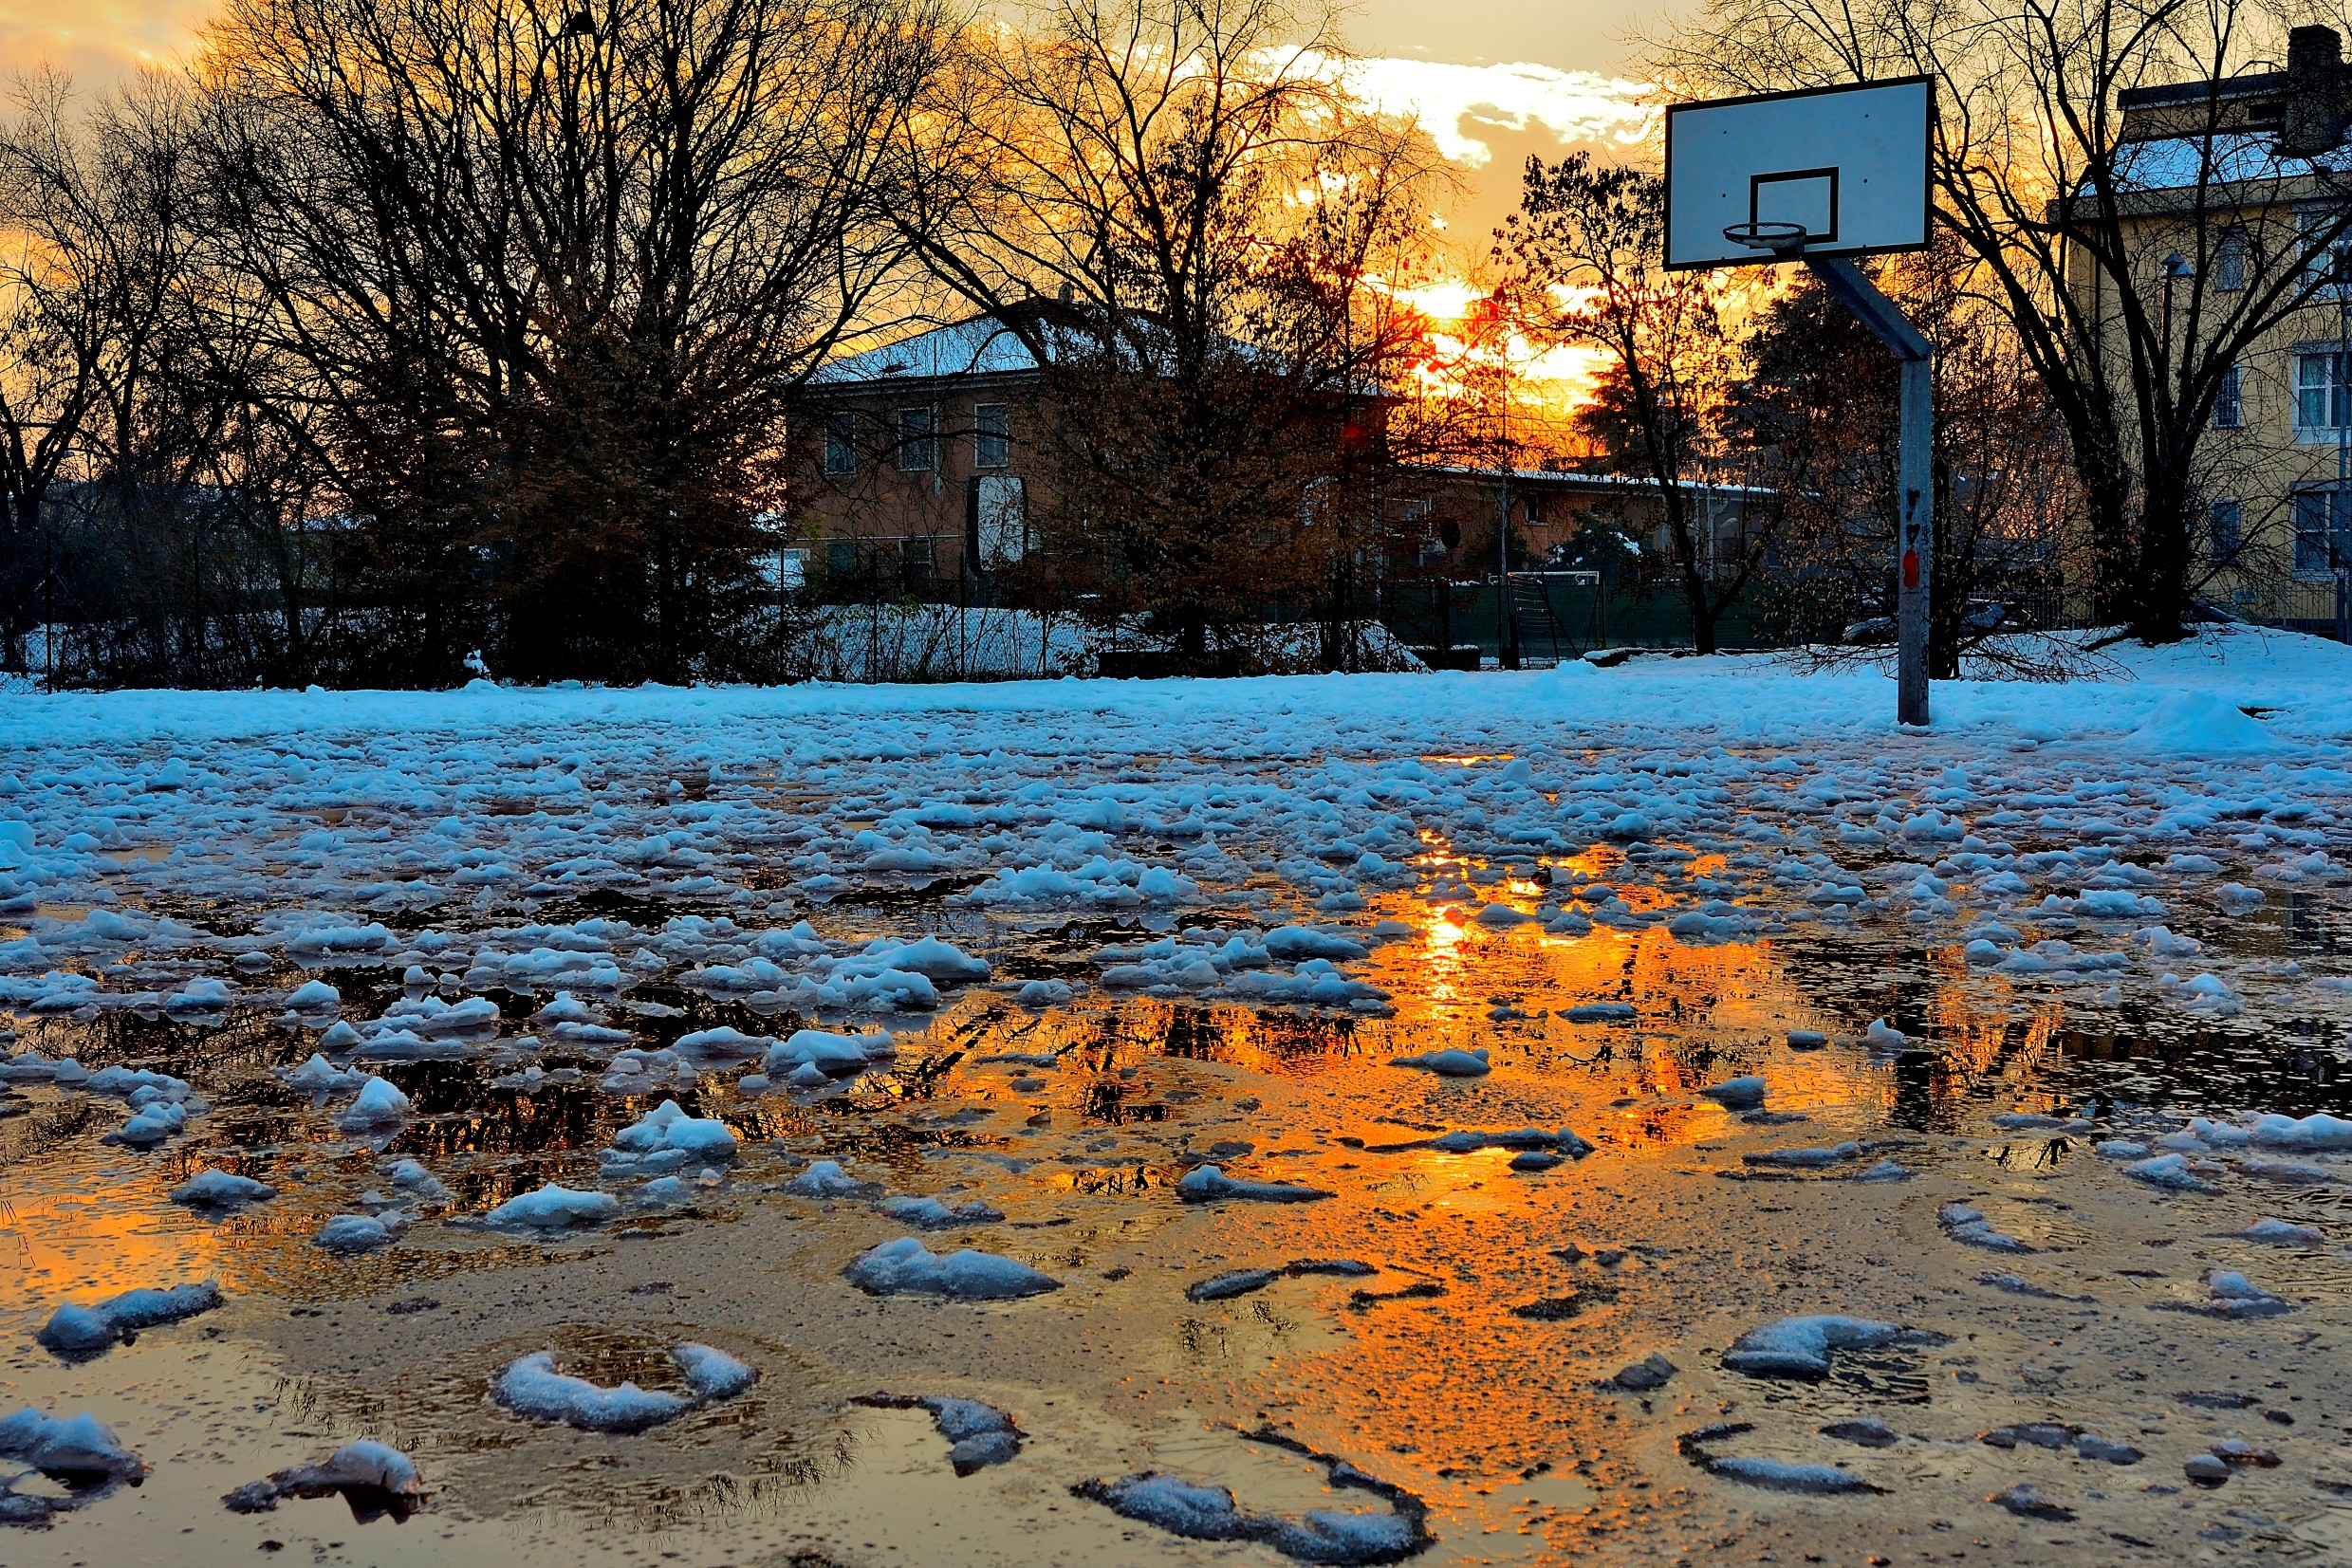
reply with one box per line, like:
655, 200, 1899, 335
1144, 1002, 1361, 1075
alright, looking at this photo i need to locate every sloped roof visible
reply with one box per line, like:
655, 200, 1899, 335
815, 313, 1046, 385
2105, 130, 2352, 192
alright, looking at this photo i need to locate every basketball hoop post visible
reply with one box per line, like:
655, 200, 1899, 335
1802, 258, 1933, 728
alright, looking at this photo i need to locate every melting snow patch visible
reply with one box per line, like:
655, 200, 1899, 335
0, 1408, 145, 1519
494, 1344, 754, 1432
1676, 1424, 1882, 1494
843, 1238, 1062, 1300
1176, 1165, 1333, 1204
313, 1215, 398, 1252
1721, 1315, 1946, 1379
35, 1282, 223, 1356
2121, 1153, 2222, 1194
1387, 1048, 1490, 1078
483, 1184, 620, 1230
1073, 1429, 1430, 1565
222, 1440, 421, 1516
606, 1100, 737, 1171
854, 1393, 1024, 1475
1938, 1204, 2036, 1253
169, 1169, 276, 1209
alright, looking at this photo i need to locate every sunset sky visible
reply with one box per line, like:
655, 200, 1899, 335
0, 0, 1669, 411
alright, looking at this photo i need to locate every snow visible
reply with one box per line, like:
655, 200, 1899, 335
1698, 1076, 1767, 1109
484, 1183, 620, 1229
1387, 1047, 1491, 1077
494, 1353, 692, 1432
1076, 1470, 1420, 1563
1721, 1315, 1940, 1378
2121, 1153, 2222, 1194
35, 1281, 221, 1355
842, 1237, 1063, 1299
2125, 690, 2290, 757
313, 1214, 398, 1251
607, 1100, 737, 1167
1701, 1455, 1880, 1494
671, 1342, 758, 1400
858, 1393, 1025, 1473
1175, 1164, 1333, 1203
170, 1168, 276, 1208
335, 1075, 411, 1129
0, 1409, 144, 1479
228, 1440, 422, 1511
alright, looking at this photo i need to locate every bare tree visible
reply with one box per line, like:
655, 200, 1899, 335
898, 0, 1444, 667
196, 0, 953, 681
1499, 153, 1760, 654
1652, 0, 2352, 643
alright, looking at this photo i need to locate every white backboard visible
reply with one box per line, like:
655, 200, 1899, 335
1664, 78, 1934, 270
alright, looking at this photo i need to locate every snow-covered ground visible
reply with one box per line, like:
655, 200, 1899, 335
2, 626, 2350, 1563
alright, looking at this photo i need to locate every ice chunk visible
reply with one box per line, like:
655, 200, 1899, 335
1699, 1076, 1768, 1109
763, 1028, 895, 1077
224, 1440, 422, 1513
284, 979, 342, 1012
1703, 1455, 1881, 1494
671, 1342, 758, 1401
1938, 1203, 2035, 1253
0, 1408, 145, 1480
842, 1237, 1062, 1299
669, 1025, 772, 1061
1722, 1315, 1941, 1379
37, 1281, 223, 1356
170, 1168, 276, 1208
336, 1075, 411, 1130
880, 1194, 1005, 1228
2223, 1217, 2324, 1245
1176, 1165, 1332, 1204
2121, 1153, 2221, 1194
1743, 1143, 1860, 1169
786, 1160, 877, 1198
1387, 1047, 1491, 1077
608, 1099, 737, 1164
493, 1352, 692, 1433
1188, 1269, 1281, 1302
280, 1053, 362, 1094
484, 1183, 620, 1229
313, 1215, 397, 1252
856, 1393, 1024, 1474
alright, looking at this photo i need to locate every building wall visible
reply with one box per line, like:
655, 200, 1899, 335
787, 376, 1050, 593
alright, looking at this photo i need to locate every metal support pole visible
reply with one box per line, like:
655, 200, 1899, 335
1806, 257, 1935, 727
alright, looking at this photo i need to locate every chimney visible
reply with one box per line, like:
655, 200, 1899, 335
2280, 25, 2347, 155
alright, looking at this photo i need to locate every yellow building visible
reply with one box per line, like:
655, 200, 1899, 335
2096, 25, 2352, 635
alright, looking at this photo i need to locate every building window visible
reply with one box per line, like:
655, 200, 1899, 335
2213, 228, 2246, 292
2301, 207, 2351, 292
826, 538, 860, 575
973, 475, 1028, 565
779, 547, 806, 590
974, 403, 1009, 469
2209, 500, 2241, 563
2296, 351, 2350, 431
2213, 364, 2242, 429
2295, 487, 2352, 574
897, 407, 936, 471
900, 535, 935, 588
823, 410, 857, 474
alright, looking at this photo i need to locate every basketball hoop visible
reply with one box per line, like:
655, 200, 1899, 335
1721, 221, 1812, 255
